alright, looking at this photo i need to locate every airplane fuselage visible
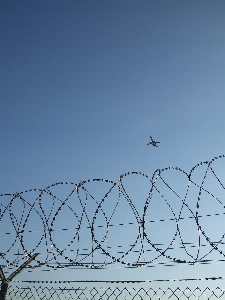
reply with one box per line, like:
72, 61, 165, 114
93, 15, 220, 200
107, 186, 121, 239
147, 136, 160, 147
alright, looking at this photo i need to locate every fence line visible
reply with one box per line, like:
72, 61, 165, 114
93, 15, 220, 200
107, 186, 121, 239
6, 284, 225, 300
1, 155, 225, 299
1, 155, 225, 270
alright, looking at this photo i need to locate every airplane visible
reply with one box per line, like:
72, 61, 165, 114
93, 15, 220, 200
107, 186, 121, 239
147, 136, 160, 147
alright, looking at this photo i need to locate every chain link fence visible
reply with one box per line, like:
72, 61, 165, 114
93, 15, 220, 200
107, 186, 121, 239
6, 284, 225, 300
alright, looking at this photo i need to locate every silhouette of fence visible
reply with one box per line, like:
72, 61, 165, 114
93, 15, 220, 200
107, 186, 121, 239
1, 155, 224, 299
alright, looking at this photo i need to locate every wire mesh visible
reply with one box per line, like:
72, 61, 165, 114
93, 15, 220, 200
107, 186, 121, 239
6, 285, 225, 300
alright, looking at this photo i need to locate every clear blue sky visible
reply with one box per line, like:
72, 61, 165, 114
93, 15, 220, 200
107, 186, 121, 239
1, 0, 225, 291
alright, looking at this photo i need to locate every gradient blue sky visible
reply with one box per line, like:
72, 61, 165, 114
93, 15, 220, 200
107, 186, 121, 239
1, 0, 225, 193
1, 0, 225, 290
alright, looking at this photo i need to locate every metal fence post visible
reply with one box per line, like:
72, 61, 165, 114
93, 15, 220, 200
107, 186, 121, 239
0, 280, 8, 300
0, 253, 39, 300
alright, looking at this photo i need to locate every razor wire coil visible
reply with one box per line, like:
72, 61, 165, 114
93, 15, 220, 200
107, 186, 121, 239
1, 155, 224, 271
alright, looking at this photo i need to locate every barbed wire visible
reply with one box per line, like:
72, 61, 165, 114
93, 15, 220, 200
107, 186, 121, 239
0, 155, 224, 271
12, 275, 225, 284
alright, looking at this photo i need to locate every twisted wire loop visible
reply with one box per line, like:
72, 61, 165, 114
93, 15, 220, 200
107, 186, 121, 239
0, 155, 224, 271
